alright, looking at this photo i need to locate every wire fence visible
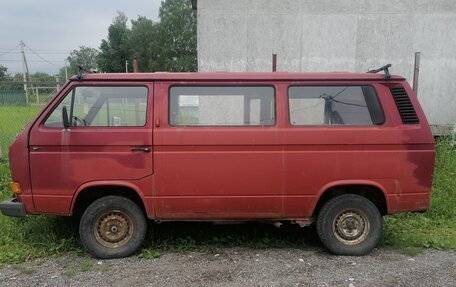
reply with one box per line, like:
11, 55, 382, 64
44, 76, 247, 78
0, 79, 64, 158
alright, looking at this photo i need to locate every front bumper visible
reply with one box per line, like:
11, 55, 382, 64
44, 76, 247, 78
0, 198, 26, 217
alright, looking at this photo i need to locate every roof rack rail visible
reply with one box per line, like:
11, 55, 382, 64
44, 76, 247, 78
368, 64, 392, 79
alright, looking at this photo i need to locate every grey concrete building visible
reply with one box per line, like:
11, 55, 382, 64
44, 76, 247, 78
193, 0, 456, 132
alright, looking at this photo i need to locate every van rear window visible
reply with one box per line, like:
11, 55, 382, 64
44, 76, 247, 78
288, 86, 384, 126
169, 86, 275, 126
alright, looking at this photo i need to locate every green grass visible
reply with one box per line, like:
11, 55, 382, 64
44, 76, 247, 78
0, 106, 455, 262
0, 106, 43, 156
79, 259, 93, 272
382, 138, 456, 253
12, 264, 35, 275
64, 264, 76, 277
62, 259, 109, 276
0, 211, 82, 262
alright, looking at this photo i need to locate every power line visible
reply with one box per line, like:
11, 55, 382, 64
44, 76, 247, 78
0, 51, 69, 55
0, 48, 72, 52
0, 44, 20, 57
23, 43, 61, 68
0, 59, 63, 63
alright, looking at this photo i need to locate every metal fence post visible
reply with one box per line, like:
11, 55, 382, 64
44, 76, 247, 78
413, 52, 421, 95
272, 54, 277, 72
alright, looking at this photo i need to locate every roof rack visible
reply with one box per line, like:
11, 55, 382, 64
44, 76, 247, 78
77, 65, 97, 80
368, 64, 392, 79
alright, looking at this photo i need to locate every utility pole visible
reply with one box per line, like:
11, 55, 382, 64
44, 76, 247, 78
55, 75, 61, 91
19, 41, 36, 103
20, 40, 29, 104
64, 59, 68, 81
125, 60, 129, 73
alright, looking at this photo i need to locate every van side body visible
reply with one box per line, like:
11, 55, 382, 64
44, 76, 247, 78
1, 72, 435, 257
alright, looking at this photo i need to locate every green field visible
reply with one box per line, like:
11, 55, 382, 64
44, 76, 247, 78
0, 106, 43, 156
0, 106, 455, 262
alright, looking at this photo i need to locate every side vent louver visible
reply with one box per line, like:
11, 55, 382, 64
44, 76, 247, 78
390, 87, 419, 124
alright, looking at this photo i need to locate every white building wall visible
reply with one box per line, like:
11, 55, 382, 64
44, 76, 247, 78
196, 0, 456, 130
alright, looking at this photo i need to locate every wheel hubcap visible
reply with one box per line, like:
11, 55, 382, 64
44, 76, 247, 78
94, 211, 134, 249
333, 209, 370, 245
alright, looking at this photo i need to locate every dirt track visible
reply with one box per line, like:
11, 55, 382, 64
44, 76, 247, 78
0, 248, 455, 287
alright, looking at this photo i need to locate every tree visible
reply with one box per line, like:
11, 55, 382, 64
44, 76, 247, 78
97, 12, 133, 72
157, 0, 197, 72
30, 72, 54, 82
96, 0, 197, 73
60, 46, 99, 79
11, 73, 23, 81
0, 65, 8, 79
130, 16, 160, 72
0, 65, 10, 91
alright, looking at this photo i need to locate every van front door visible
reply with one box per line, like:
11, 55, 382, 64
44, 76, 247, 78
28, 83, 153, 214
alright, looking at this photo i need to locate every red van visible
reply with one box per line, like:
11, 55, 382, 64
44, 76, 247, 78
0, 71, 435, 258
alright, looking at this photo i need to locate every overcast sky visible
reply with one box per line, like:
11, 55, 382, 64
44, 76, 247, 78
0, 0, 162, 75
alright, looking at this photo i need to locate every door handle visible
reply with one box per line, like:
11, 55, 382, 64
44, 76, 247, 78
130, 147, 151, 153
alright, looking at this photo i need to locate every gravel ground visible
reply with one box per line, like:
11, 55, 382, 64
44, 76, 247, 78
0, 248, 455, 287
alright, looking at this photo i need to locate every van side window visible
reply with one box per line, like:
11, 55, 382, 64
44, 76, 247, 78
169, 86, 275, 126
44, 86, 148, 127
288, 86, 384, 126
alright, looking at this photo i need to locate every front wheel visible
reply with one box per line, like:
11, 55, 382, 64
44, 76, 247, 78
316, 194, 382, 256
79, 196, 147, 259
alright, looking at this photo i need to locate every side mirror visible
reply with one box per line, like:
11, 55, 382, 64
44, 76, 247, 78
62, 106, 70, 129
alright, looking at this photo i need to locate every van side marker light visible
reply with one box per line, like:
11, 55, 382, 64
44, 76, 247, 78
10, 182, 21, 194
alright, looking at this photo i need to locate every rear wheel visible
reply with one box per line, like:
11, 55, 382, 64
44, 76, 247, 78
79, 196, 147, 259
316, 194, 382, 256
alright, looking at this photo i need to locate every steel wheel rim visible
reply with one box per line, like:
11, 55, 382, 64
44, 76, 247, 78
94, 210, 134, 249
332, 208, 370, 245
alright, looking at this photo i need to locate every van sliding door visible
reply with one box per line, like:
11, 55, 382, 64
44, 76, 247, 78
153, 83, 282, 220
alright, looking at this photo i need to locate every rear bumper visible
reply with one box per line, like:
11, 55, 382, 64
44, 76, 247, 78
0, 198, 27, 217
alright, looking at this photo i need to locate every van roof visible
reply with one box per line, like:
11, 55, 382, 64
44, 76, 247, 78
73, 72, 405, 82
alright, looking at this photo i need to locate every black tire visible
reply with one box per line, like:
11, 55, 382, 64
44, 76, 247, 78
316, 194, 382, 256
79, 196, 147, 259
